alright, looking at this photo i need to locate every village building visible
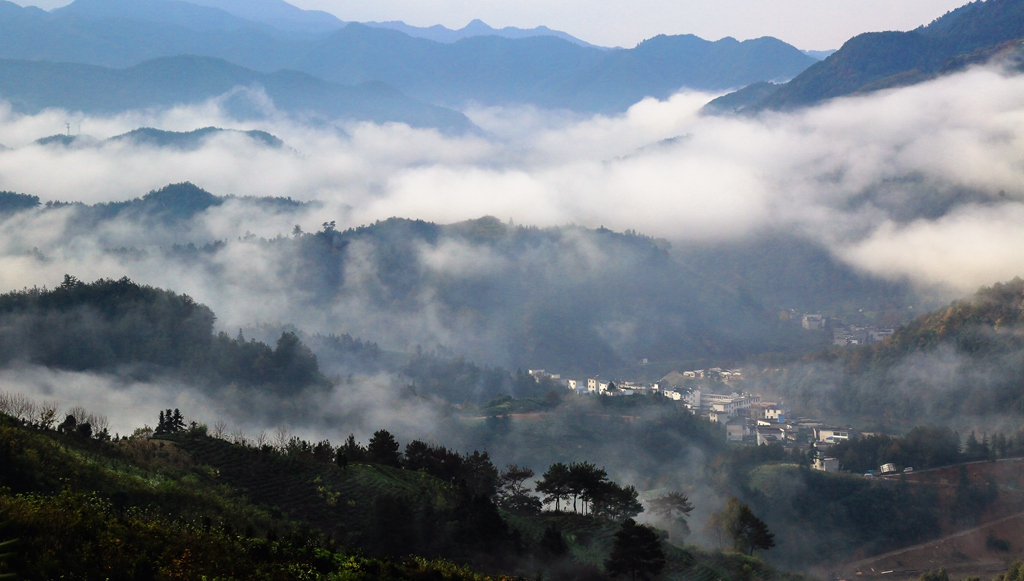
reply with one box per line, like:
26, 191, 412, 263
815, 427, 853, 443
813, 455, 840, 473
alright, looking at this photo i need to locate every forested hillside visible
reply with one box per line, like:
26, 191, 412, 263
764, 278, 1024, 421
0, 182, 923, 379
0, 275, 328, 391
0, 404, 802, 581
707, 0, 1024, 113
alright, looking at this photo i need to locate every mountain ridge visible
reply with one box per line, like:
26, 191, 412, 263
706, 0, 1024, 114
0, 55, 474, 132
0, 0, 817, 112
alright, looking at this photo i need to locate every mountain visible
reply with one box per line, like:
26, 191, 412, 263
545, 34, 814, 111
0, 0, 307, 70
293, 25, 816, 110
184, 0, 344, 34
0, 55, 474, 132
31, 127, 285, 150
363, 18, 607, 49
764, 277, 1024, 422
802, 49, 836, 60
0, 0, 817, 112
0, 181, 917, 378
52, 0, 259, 32
708, 0, 1024, 113
109, 126, 285, 149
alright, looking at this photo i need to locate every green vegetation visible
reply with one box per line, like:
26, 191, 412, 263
770, 278, 1024, 420
998, 561, 1024, 581
706, 498, 774, 557
0, 403, 804, 581
705, 446, 950, 568
604, 519, 665, 581
0, 274, 328, 392
647, 492, 694, 540
713, 0, 1024, 112
829, 426, 963, 473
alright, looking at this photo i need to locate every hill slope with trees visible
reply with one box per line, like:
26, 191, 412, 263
0, 402, 803, 581
764, 278, 1024, 421
706, 0, 1024, 114
0, 275, 329, 392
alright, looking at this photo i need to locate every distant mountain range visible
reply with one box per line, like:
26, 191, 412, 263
0, 56, 473, 132
706, 0, 1024, 114
0, 0, 818, 119
33, 127, 285, 150
361, 18, 606, 49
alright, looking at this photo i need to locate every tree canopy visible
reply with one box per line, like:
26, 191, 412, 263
604, 518, 666, 581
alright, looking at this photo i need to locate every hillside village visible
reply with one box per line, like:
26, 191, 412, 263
800, 312, 895, 346
530, 365, 865, 476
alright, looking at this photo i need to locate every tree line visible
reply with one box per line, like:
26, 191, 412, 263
0, 275, 329, 392
828, 425, 1024, 474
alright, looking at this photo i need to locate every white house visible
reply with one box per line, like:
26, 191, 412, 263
815, 428, 853, 443
813, 456, 840, 473
756, 427, 784, 446
802, 314, 825, 330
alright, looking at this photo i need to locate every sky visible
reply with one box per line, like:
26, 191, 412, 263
13, 0, 970, 50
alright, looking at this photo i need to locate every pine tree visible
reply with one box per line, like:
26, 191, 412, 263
604, 518, 665, 581
535, 463, 571, 512
367, 430, 401, 467
729, 502, 775, 555
649, 491, 695, 539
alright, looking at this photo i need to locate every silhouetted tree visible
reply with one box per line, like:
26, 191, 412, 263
57, 414, 77, 435
155, 409, 185, 435
497, 464, 541, 515
649, 491, 694, 539
727, 501, 774, 555
568, 461, 607, 514
339, 434, 367, 463
367, 430, 401, 467
592, 482, 643, 521
536, 463, 571, 512
604, 518, 665, 581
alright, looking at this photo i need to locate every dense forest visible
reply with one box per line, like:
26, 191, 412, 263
0, 275, 328, 392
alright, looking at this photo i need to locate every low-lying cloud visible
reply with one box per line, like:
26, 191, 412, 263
0, 64, 1021, 330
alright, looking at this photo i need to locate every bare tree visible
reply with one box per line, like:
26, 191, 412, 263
9, 393, 36, 422
274, 426, 290, 450
67, 406, 88, 425
230, 428, 248, 446
91, 414, 110, 435
212, 420, 228, 439
38, 399, 60, 430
